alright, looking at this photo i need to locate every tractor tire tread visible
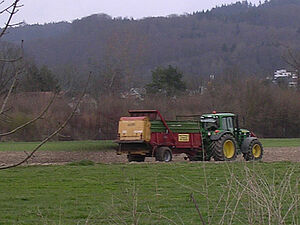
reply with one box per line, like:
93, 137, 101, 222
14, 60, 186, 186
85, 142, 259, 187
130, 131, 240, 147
211, 134, 237, 161
243, 139, 263, 161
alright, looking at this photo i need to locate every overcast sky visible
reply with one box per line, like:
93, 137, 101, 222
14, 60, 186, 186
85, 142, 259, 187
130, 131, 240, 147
1, 0, 261, 26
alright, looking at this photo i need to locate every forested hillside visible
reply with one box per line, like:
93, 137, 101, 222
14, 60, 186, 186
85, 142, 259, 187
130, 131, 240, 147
3, 0, 300, 92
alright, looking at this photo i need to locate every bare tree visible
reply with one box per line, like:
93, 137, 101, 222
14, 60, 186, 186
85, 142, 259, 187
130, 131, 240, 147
281, 45, 300, 91
0, 0, 23, 99
284, 47, 300, 71
0, 1, 25, 123
0, 76, 90, 170
0, 0, 89, 169
0, 0, 23, 38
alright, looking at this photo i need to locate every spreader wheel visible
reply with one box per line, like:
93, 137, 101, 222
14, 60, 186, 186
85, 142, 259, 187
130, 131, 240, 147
155, 147, 173, 162
211, 134, 237, 161
243, 139, 263, 161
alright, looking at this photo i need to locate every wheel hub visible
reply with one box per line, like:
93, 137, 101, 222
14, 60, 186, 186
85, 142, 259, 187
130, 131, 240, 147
252, 144, 261, 158
164, 151, 171, 162
223, 140, 235, 159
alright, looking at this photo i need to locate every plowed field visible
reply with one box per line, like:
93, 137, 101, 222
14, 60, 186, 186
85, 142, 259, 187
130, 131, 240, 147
0, 147, 299, 166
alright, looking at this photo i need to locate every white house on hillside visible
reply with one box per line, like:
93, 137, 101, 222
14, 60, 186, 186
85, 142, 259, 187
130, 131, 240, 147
273, 69, 298, 87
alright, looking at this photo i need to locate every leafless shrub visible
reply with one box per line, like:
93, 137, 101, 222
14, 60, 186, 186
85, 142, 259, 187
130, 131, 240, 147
237, 166, 299, 225
189, 164, 299, 225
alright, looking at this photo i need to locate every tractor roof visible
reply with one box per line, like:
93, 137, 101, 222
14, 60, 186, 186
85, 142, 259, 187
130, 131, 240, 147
201, 113, 236, 117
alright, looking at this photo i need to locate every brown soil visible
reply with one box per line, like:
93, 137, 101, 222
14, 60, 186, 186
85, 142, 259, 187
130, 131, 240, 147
0, 147, 299, 166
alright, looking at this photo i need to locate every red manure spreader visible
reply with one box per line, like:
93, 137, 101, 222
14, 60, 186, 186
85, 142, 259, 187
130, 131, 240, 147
116, 110, 263, 162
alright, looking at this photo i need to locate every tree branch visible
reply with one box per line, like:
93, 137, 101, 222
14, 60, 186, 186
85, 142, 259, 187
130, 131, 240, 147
190, 193, 206, 225
0, 92, 56, 137
0, 0, 22, 38
0, 70, 18, 115
0, 40, 24, 115
0, 1, 15, 14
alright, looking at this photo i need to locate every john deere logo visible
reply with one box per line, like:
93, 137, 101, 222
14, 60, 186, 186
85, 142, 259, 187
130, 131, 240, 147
178, 134, 189, 142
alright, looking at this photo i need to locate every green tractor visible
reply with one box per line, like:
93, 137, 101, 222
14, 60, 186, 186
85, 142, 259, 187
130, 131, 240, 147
197, 112, 263, 161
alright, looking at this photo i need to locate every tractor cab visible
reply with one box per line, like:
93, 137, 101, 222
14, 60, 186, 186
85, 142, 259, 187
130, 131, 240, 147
200, 112, 245, 149
201, 118, 219, 131
200, 112, 238, 133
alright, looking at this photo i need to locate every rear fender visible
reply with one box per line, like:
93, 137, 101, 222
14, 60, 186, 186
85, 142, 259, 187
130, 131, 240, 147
210, 131, 232, 141
241, 137, 257, 153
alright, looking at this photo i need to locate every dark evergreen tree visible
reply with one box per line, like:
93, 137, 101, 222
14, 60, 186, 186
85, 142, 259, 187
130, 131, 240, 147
146, 65, 186, 96
22, 65, 59, 92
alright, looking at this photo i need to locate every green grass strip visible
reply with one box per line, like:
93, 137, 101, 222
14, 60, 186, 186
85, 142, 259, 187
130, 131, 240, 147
0, 140, 117, 152
261, 138, 300, 147
0, 162, 298, 224
0, 138, 299, 152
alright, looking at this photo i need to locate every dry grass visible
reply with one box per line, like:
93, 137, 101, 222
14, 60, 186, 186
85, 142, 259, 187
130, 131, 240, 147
100, 163, 299, 225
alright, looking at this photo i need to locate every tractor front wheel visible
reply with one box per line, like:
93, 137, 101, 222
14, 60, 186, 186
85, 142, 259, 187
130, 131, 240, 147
211, 134, 237, 161
155, 147, 173, 162
243, 139, 263, 161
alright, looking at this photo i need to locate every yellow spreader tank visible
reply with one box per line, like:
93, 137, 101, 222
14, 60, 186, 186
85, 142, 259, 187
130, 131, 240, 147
118, 116, 151, 142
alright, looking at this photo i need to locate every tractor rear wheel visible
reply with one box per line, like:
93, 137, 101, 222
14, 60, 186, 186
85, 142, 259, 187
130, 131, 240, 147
243, 139, 263, 161
155, 147, 173, 162
128, 154, 145, 162
211, 134, 237, 161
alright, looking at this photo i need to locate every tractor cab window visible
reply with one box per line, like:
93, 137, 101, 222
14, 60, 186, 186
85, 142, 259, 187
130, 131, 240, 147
222, 117, 234, 131
227, 117, 234, 130
201, 118, 219, 131
222, 118, 228, 130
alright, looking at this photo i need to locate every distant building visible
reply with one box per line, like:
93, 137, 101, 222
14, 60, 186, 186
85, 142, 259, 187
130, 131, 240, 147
272, 69, 298, 88
120, 88, 146, 100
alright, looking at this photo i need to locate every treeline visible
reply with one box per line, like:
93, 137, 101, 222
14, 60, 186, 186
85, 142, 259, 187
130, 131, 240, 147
2, 76, 299, 141
2, 0, 300, 94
